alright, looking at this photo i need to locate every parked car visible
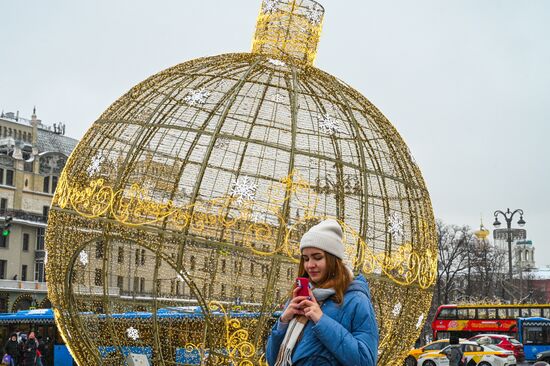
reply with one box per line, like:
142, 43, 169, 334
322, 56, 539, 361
404, 339, 467, 366
537, 350, 550, 363
469, 334, 525, 362
416, 341, 516, 366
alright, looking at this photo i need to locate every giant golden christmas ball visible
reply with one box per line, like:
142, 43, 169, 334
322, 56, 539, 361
46, 1, 437, 365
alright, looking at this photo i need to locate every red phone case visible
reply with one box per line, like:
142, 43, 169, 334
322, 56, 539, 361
296, 277, 310, 297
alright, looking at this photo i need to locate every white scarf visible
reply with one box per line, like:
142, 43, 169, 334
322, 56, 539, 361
274, 288, 336, 366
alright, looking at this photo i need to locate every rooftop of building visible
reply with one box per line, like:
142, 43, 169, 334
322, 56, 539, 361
0, 108, 78, 156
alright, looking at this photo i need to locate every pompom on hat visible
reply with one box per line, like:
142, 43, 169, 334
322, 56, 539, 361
299, 219, 345, 259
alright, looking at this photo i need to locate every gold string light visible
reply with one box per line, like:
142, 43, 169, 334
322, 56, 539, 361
46, 0, 437, 364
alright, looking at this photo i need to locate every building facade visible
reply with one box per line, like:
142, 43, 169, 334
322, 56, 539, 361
0, 109, 78, 312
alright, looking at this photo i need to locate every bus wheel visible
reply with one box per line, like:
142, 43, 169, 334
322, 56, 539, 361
404, 356, 417, 366
422, 361, 436, 366
477, 362, 491, 366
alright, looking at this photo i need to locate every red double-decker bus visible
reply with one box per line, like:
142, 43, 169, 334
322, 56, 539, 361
432, 304, 550, 340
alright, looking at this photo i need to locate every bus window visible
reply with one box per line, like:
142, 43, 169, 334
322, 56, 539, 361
477, 308, 488, 319
520, 308, 531, 317
487, 308, 496, 319
531, 308, 543, 317
508, 308, 520, 319
468, 308, 476, 319
543, 308, 550, 319
457, 309, 468, 319
439, 308, 457, 320
523, 326, 549, 345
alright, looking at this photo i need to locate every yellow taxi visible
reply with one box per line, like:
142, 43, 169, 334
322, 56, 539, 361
404, 339, 457, 366
416, 341, 517, 366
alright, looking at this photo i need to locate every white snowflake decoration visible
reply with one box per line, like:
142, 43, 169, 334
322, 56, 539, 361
44, 250, 48, 264
388, 212, 404, 240
391, 302, 402, 317
416, 314, 425, 329
126, 326, 140, 340
262, 0, 281, 14
79, 251, 89, 266
86, 154, 104, 176
272, 92, 285, 103
214, 137, 230, 149
268, 58, 286, 67
230, 176, 257, 204
184, 89, 210, 106
306, 6, 323, 25
318, 114, 341, 135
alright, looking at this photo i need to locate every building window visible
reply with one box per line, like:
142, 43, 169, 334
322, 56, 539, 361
43, 206, 49, 218
221, 259, 226, 273
0, 198, 7, 212
52, 176, 58, 192
0, 236, 7, 249
43, 176, 49, 193
0, 169, 3, 185
96, 241, 104, 259
23, 233, 29, 251
141, 249, 145, 265
190, 256, 196, 270
21, 265, 27, 281
0, 260, 6, 279
117, 276, 124, 290
5, 170, 13, 187
35, 261, 45, 282
133, 277, 140, 292
43, 176, 59, 193
94, 268, 103, 286
117, 247, 124, 263
36, 228, 45, 251
221, 284, 226, 299
135, 249, 140, 266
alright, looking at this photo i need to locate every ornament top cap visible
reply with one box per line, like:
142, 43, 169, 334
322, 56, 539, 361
252, 0, 325, 66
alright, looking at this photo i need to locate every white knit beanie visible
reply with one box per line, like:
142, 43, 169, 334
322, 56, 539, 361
299, 219, 345, 259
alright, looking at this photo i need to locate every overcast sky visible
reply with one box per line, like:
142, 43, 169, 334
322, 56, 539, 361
1, 1, 549, 265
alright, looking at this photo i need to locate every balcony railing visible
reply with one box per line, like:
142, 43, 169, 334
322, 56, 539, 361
0, 279, 47, 292
0, 209, 48, 224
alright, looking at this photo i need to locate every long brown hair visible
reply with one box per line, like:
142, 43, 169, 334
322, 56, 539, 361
297, 251, 353, 304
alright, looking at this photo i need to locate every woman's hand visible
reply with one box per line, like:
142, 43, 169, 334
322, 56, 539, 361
279, 287, 307, 323
298, 289, 323, 323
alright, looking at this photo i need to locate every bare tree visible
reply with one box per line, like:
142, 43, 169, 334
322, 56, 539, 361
435, 220, 471, 304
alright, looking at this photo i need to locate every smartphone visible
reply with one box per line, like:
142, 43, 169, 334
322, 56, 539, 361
295, 277, 310, 297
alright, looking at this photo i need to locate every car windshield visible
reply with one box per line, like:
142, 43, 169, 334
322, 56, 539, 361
509, 338, 521, 345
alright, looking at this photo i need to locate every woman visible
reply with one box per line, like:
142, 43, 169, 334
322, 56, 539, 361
21, 332, 37, 366
3, 333, 19, 366
266, 219, 379, 366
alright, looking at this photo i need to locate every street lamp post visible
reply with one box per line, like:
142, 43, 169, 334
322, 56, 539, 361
493, 208, 526, 280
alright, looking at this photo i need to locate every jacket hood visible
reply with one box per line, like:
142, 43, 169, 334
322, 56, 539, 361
346, 273, 372, 300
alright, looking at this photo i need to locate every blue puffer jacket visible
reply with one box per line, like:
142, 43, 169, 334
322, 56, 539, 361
266, 274, 379, 366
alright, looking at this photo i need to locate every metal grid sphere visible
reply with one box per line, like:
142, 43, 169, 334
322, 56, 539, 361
45, 2, 437, 365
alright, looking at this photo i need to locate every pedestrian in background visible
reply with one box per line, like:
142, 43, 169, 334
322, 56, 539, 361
2, 333, 18, 366
444, 335, 464, 366
21, 332, 37, 366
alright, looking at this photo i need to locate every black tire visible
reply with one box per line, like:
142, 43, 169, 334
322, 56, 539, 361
477, 362, 491, 366
422, 361, 436, 366
404, 356, 417, 366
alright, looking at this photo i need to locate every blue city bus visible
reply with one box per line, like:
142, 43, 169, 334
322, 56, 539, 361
517, 317, 550, 362
0, 308, 72, 366
0, 307, 274, 365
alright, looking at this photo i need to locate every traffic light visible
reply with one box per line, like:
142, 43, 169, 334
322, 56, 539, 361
2, 216, 12, 237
